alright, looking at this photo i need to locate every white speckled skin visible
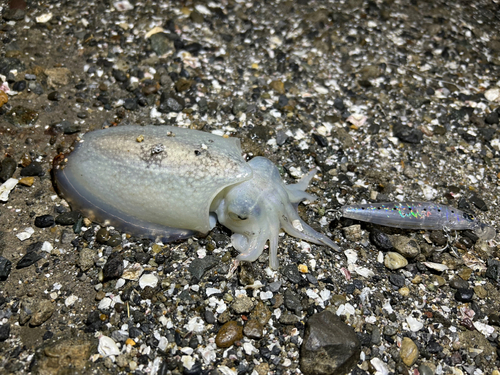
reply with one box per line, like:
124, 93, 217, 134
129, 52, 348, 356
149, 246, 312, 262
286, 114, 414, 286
55, 125, 339, 269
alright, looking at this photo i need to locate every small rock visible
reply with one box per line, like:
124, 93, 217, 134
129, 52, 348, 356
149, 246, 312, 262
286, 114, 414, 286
215, 321, 243, 348
300, 310, 360, 375
34, 215, 55, 228
250, 301, 272, 325
384, 252, 408, 270
16, 251, 42, 269
400, 337, 419, 366
47, 91, 62, 101
369, 230, 393, 250
232, 99, 247, 115
449, 277, 469, 289
283, 263, 303, 284
20, 162, 43, 177
30, 300, 55, 326
231, 295, 253, 314
79, 248, 95, 272
13, 80, 26, 91
418, 364, 434, 375
112, 69, 127, 82
55, 211, 82, 225
18, 177, 34, 186
389, 274, 405, 288
123, 98, 137, 110
102, 252, 124, 280
279, 311, 299, 325
284, 289, 303, 314
0, 157, 17, 182
343, 224, 362, 242
45, 68, 71, 86
393, 123, 423, 144
243, 319, 264, 339
469, 194, 488, 211
270, 80, 285, 94
391, 235, 420, 258
455, 288, 474, 302
0, 256, 12, 281
187, 255, 218, 281
0, 324, 10, 341
149, 33, 175, 56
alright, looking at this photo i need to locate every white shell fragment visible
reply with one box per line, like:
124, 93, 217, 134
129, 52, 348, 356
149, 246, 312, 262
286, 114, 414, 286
16, 227, 34, 241
113, 1, 134, 11
36, 13, 53, 23
98, 336, 120, 357
423, 262, 449, 272
65, 295, 78, 307
0, 178, 18, 202
406, 316, 424, 332
484, 87, 500, 102
138, 273, 158, 289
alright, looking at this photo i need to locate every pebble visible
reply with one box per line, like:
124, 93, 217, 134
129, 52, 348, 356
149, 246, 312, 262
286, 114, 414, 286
215, 321, 243, 348
149, 33, 174, 56
0, 256, 12, 281
282, 263, 303, 284
34, 215, 55, 228
389, 274, 405, 288
47, 91, 62, 101
343, 224, 362, 242
284, 289, 303, 314
79, 248, 95, 272
18, 177, 34, 186
243, 319, 264, 339
300, 310, 360, 375
16, 251, 42, 269
449, 277, 469, 289
12, 80, 26, 91
400, 337, 419, 366
55, 211, 82, 225
0, 324, 10, 341
0, 157, 17, 182
391, 235, 420, 258
473, 285, 487, 298
369, 230, 393, 250
455, 288, 474, 302
102, 253, 124, 280
384, 252, 408, 270
187, 255, 218, 281
250, 301, 272, 325
231, 295, 253, 314
30, 300, 55, 326
418, 364, 434, 375
20, 162, 43, 177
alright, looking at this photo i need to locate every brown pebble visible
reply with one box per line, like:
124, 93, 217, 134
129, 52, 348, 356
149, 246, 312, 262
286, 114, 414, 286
243, 319, 264, 339
215, 321, 243, 348
270, 80, 285, 94
18, 177, 35, 186
250, 301, 272, 325
99, 83, 108, 91
20, 152, 31, 167
95, 291, 106, 301
0, 91, 8, 108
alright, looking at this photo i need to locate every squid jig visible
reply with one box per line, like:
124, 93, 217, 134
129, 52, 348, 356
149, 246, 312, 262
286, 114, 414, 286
340, 202, 496, 240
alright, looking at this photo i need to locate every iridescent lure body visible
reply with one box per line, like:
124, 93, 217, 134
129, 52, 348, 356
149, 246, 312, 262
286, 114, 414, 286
341, 202, 496, 240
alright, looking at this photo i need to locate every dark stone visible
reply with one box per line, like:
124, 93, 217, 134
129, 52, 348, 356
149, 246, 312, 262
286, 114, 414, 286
0, 323, 10, 341
0, 256, 12, 281
334, 98, 345, 110
276, 130, 288, 146
55, 211, 82, 225
3, 8, 25, 21
430, 231, 447, 246
488, 313, 500, 326
158, 92, 185, 113
484, 111, 499, 125
393, 123, 423, 144
204, 310, 216, 324
0, 57, 25, 76
135, 252, 151, 264
0, 157, 17, 182
34, 215, 55, 228
96, 228, 110, 244
149, 33, 174, 56
449, 277, 469, 289
188, 255, 218, 281
455, 288, 474, 303
123, 98, 137, 110
278, 94, 288, 108
47, 91, 62, 101
369, 230, 393, 250
26, 242, 43, 253
52, 120, 81, 134
283, 263, 303, 284
232, 99, 247, 115
427, 340, 443, 354
102, 252, 124, 280
16, 252, 43, 269
312, 133, 328, 147
112, 69, 127, 82
388, 274, 405, 288
20, 162, 43, 177
284, 289, 303, 314
485, 259, 500, 282
13, 80, 26, 92
300, 310, 361, 375
469, 194, 488, 211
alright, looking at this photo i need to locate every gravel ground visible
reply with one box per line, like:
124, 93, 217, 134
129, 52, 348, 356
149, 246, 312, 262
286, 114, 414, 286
1, 0, 500, 374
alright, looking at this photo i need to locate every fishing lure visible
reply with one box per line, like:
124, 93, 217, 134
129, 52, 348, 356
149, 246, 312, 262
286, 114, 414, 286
340, 202, 496, 240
